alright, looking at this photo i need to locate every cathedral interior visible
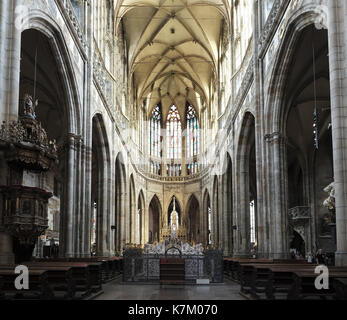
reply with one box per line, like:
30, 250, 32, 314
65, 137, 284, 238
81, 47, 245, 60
1, 0, 347, 301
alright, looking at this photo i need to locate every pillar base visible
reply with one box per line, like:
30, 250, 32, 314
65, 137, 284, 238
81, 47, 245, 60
335, 252, 347, 266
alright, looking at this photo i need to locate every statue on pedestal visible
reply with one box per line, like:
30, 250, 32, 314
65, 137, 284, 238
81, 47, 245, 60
170, 196, 179, 235
23, 94, 38, 119
323, 182, 336, 223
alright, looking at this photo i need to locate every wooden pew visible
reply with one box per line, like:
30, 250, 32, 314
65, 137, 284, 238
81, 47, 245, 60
0, 268, 52, 300
107, 257, 123, 279
27, 262, 92, 298
288, 268, 347, 300
92, 257, 122, 282
237, 261, 312, 299
69, 257, 113, 283
33, 256, 122, 286
37, 257, 116, 284
15, 265, 76, 300
234, 259, 273, 283
56, 259, 103, 290
259, 265, 316, 300
334, 278, 347, 300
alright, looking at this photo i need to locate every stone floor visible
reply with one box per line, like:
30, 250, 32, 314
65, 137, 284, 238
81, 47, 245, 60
93, 278, 246, 300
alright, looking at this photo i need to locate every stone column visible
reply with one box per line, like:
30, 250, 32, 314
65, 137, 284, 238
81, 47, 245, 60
265, 133, 289, 259
142, 203, 149, 246
218, 177, 224, 251
162, 122, 167, 177
253, 0, 269, 259
234, 157, 250, 258
122, 177, 128, 252
212, 186, 219, 248
0, 0, 21, 123
182, 135, 187, 176
328, 0, 347, 266
80, 0, 93, 258
221, 174, 230, 256
61, 134, 80, 258
200, 191, 206, 247
80, 142, 91, 258
0, 0, 10, 122
100, 153, 111, 256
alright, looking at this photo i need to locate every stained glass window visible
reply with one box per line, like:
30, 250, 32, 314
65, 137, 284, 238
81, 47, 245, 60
150, 105, 162, 175
186, 104, 200, 174
150, 104, 162, 158
250, 200, 256, 244
166, 105, 182, 160
208, 206, 212, 245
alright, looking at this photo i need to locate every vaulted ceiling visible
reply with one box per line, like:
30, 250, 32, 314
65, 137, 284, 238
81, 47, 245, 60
115, 0, 231, 118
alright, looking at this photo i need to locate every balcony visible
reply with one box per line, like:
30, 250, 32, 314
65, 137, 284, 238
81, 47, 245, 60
288, 206, 311, 224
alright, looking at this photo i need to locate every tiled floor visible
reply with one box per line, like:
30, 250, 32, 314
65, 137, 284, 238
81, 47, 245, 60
94, 278, 246, 300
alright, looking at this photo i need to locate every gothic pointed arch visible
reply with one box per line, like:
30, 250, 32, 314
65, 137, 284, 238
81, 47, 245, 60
115, 152, 127, 252
91, 113, 111, 256
186, 194, 200, 244
149, 195, 162, 243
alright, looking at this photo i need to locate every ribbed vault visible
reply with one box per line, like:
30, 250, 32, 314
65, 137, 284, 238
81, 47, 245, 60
115, 0, 231, 117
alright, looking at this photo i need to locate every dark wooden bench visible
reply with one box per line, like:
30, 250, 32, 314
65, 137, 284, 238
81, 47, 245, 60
288, 269, 347, 300
34, 259, 103, 292
46, 259, 102, 294
224, 258, 273, 281
27, 262, 92, 298
22, 265, 76, 300
334, 278, 347, 300
73, 258, 116, 283
33, 256, 122, 286
259, 265, 316, 300
0, 268, 52, 300
91, 257, 122, 281
237, 262, 312, 299
233, 259, 273, 283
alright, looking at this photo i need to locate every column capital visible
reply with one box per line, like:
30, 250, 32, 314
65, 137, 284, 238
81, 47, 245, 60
61, 133, 83, 151
264, 132, 287, 145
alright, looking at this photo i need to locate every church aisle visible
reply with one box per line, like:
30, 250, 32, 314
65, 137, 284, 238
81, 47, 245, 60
93, 279, 246, 301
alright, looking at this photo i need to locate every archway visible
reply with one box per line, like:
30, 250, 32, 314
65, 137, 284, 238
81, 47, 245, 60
290, 230, 306, 258
284, 25, 333, 255
137, 191, 145, 245
186, 195, 200, 244
16, 29, 73, 261
236, 112, 257, 256
149, 195, 161, 244
129, 174, 136, 244
212, 176, 220, 248
115, 153, 126, 253
203, 190, 212, 247
91, 114, 111, 256
222, 153, 233, 255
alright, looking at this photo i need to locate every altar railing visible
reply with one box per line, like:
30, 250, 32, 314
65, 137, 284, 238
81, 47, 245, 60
123, 248, 223, 283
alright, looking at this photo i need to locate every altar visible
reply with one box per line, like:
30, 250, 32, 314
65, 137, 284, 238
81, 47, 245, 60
123, 197, 223, 283
122, 243, 223, 284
